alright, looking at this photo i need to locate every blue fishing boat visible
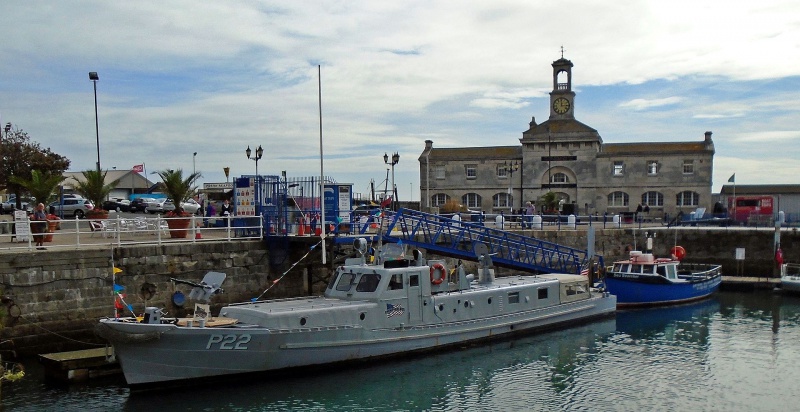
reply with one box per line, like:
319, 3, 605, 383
600, 236, 722, 307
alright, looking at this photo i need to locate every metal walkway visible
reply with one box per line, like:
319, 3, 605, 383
381, 208, 602, 275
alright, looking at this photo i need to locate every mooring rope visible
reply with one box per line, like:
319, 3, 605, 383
251, 239, 324, 302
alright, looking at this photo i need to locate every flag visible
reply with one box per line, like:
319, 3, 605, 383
385, 303, 405, 318
380, 196, 393, 208
132, 164, 144, 173
728, 173, 735, 183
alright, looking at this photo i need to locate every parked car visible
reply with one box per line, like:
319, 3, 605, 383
1, 195, 34, 214
163, 198, 201, 215
48, 198, 94, 218
129, 197, 155, 213
146, 198, 168, 214
102, 198, 131, 212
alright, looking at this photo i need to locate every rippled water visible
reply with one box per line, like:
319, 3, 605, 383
2, 290, 798, 411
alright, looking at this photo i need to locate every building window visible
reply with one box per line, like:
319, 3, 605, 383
613, 161, 624, 176
462, 193, 481, 209
434, 165, 445, 179
551, 173, 569, 183
642, 192, 664, 207
682, 160, 694, 174
608, 191, 629, 207
497, 165, 508, 178
493, 193, 512, 208
676, 191, 699, 206
465, 165, 477, 179
647, 161, 659, 175
432, 193, 450, 207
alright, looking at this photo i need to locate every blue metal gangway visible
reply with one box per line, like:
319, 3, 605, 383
381, 208, 602, 275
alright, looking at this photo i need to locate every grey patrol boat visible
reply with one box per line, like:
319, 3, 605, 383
98, 239, 616, 387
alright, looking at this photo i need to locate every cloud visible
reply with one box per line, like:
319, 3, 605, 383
619, 97, 683, 111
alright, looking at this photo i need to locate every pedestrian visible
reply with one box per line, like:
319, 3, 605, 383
220, 199, 233, 227
31, 203, 48, 249
525, 201, 535, 228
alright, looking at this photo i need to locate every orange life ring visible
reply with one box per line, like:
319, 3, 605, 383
671, 246, 686, 261
430, 263, 446, 285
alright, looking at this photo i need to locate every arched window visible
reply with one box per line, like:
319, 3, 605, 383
551, 173, 569, 183
608, 191, 629, 207
462, 193, 482, 209
676, 191, 699, 207
641, 192, 664, 207
493, 193, 512, 208
432, 193, 450, 207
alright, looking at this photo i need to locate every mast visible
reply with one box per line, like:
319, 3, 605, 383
318, 65, 326, 264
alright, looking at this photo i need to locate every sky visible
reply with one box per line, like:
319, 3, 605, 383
1, 0, 799, 200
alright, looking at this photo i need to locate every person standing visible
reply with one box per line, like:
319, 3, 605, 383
31, 203, 48, 249
219, 199, 233, 227
525, 201, 535, 229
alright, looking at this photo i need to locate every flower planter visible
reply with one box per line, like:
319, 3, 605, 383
44, 220, 59, 242
166, 217, 191, 238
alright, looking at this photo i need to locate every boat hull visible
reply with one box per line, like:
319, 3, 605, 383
781, 277, 800, 293
603, 274, 721, 307
99, 294, 615, 387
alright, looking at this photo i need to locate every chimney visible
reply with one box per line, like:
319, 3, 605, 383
424, 140, 433, 151
704, 131, 712, 143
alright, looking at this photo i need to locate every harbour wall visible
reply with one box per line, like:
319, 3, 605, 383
0, 227, 795, 355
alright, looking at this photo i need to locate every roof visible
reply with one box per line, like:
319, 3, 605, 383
522, 119, 599, 137
63, 170, 154, 190
719, 184, 800, 196
600, 141, 713, 155
422, 145, 521, 161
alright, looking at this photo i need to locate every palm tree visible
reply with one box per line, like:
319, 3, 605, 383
158, 169, 201, 216
8, 170, 66, 207
72, 170, 120, 212
539, 191, 559, 213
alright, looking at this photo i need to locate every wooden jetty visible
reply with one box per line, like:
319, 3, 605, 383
38, 347, 119, 382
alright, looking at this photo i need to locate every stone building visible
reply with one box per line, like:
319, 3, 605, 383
418, 57, 715, 219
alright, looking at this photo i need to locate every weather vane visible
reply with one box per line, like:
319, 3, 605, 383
560, 45, 565, 58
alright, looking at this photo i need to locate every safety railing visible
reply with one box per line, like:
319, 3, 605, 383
0, 214, 263, 251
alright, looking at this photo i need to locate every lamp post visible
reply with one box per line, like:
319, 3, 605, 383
245, 145, 263, 175
503, 161, 520, 210
193, 152, 197, 175
89, 71, 101, 173
383, 152, 399, 210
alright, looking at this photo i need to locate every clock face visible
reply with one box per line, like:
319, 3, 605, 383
553, 97, 570, 114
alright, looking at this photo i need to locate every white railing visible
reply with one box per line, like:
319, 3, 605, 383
0, 214, 263, 251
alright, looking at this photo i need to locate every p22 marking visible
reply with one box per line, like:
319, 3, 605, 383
206, 334, 251, 350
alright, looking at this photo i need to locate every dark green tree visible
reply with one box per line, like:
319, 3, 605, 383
71, 170, 120, 211
157, 169, 201, 216
8, 170, 67, 206
0, 126, 70, 208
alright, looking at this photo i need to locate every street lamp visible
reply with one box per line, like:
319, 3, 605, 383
89, 71, 100, 173
384, 152, 399, 210
245, 145, 263, 175
193, 152, 197, 175
503, 161, 520, 210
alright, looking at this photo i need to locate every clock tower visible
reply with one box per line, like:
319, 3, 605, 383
549, 55, 575, 119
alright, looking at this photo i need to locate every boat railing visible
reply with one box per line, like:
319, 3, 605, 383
677, 263, 722, 280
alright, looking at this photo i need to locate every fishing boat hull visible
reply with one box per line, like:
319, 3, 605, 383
604, 272, 721, 307
780, 264, 800, 294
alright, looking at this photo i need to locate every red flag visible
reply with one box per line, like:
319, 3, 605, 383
132, 164, 144, 173
380, 196, 392, 208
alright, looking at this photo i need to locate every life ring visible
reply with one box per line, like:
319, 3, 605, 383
430, 263, 446, 285
671, 246, 686, 261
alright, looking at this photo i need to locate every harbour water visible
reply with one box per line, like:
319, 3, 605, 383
1, 290, 798, 411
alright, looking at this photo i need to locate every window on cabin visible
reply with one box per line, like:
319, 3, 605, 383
508, 291, 520, 304
388, 274, 404, 290
409, 274, 420, 287
336, 273, 356, 291
356, 273, 381, 292
538, 288, 548, 299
